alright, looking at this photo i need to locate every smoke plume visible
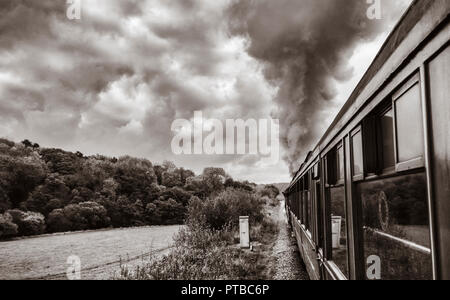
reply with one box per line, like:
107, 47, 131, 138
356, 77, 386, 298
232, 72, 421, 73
227, 0, 410, 174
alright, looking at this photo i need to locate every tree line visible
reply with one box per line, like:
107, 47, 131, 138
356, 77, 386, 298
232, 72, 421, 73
0, 138, 279, 239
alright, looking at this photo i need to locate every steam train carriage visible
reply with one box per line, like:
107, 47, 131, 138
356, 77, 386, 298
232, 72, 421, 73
284, 0, 449, 280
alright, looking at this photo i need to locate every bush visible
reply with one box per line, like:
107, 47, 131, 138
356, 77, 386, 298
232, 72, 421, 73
0, 212, 18, 239
7, 209, 46, 236
187, 189, 264, 231
259, 185, 280, 199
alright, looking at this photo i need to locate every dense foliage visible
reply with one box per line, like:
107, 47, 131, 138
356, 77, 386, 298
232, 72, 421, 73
0, 138, 259, 239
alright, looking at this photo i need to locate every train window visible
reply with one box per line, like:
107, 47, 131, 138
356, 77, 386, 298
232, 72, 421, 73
307, 178, 312, 232
380, 108, 395, 170
326, 144, 344, 186
358, 172, 432, 280
330, 186, 348, 278
351, 130, 364, 178
303, 173, 311, 231
297, 181, 302, 221
393, 80, 424, 168
313, 162, 320, 180
337, 144, 345, 183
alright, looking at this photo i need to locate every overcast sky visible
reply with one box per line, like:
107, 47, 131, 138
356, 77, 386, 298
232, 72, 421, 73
0, 0, 412, 183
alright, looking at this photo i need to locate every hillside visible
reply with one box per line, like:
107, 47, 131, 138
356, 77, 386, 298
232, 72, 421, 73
0, 138, 257, 239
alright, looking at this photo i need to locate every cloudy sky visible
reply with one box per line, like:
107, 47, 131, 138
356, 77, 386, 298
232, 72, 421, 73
0, 0, 412, 183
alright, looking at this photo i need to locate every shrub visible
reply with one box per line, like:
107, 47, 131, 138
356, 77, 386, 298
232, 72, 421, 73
47, 209, 72, 233
0, 212, 18, 239
7, 209, 46, 236
187, 189, 264, 231
259, 185, 280, 199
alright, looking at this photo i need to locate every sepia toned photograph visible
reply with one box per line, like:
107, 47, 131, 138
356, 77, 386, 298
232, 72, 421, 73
0, 0, 448, 287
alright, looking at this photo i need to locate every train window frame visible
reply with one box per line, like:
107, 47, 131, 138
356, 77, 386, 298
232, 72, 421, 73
313, 162, 320, 180
350, 127, 364, 182
378, 105, 397, 174
325, 142, 345, 187
304, 171, 312, 234
392, 73, 425, 172
336, 143, 345, 185
298, 179, 303, 222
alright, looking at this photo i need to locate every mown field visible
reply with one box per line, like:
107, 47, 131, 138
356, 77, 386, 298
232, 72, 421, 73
0, 225, 181, 280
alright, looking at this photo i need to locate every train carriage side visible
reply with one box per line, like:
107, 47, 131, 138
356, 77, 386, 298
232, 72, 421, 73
284, 0, 450, 280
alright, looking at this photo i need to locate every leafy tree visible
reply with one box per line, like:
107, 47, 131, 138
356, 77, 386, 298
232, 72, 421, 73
114, 157, 157, 202
0, 155, 47, 207
224, 178, 254, 192
144, 183, 163, 205
202, 168, 226, 196
7, 210, 46, 236
21, 139, 33, 148
161, 171, 182, 188
146, 199, 185, 225
162, 160, 176, 172
0, 185, 11, 213
24, 174, 71, 215
153, 165, 165, 185
185, 176, 209, 199
159, 187, 192, 206
47, 209, 71, 233
0, 138, 15, 148
259, 185, 280, 199
48, 202, 110, 232
0, 212, 18, 239
70, 187, 95, 204
40, 148, 80, 175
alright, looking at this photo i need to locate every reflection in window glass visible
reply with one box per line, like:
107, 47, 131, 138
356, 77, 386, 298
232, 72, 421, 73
337, 146, 345, 181
306, 191, 311, 231
395, 84, 424, 163
302, 191, 308, 228
358, 173, 432, 280
352, 131, 364, 176
298, 189, 302, 221
381, 109, 395, 169
330, 186, 348, 277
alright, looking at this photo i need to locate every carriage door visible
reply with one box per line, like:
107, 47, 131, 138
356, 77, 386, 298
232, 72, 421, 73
427, 45, 450, 280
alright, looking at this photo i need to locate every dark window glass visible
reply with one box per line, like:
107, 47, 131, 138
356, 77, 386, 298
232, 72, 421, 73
358, 172, 432, 280
303, 191, 308, 227
298, 190, 302, 221
381, 109, 395, 169
395, 83, 424, 163
352, 131, 364, 176
307, 190, 311, 231
330, 186, 348, 277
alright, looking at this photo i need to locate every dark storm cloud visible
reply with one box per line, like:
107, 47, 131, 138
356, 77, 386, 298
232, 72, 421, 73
0, 0, 277, 181
227, 0, 410, 174
0, 0, 410, 182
